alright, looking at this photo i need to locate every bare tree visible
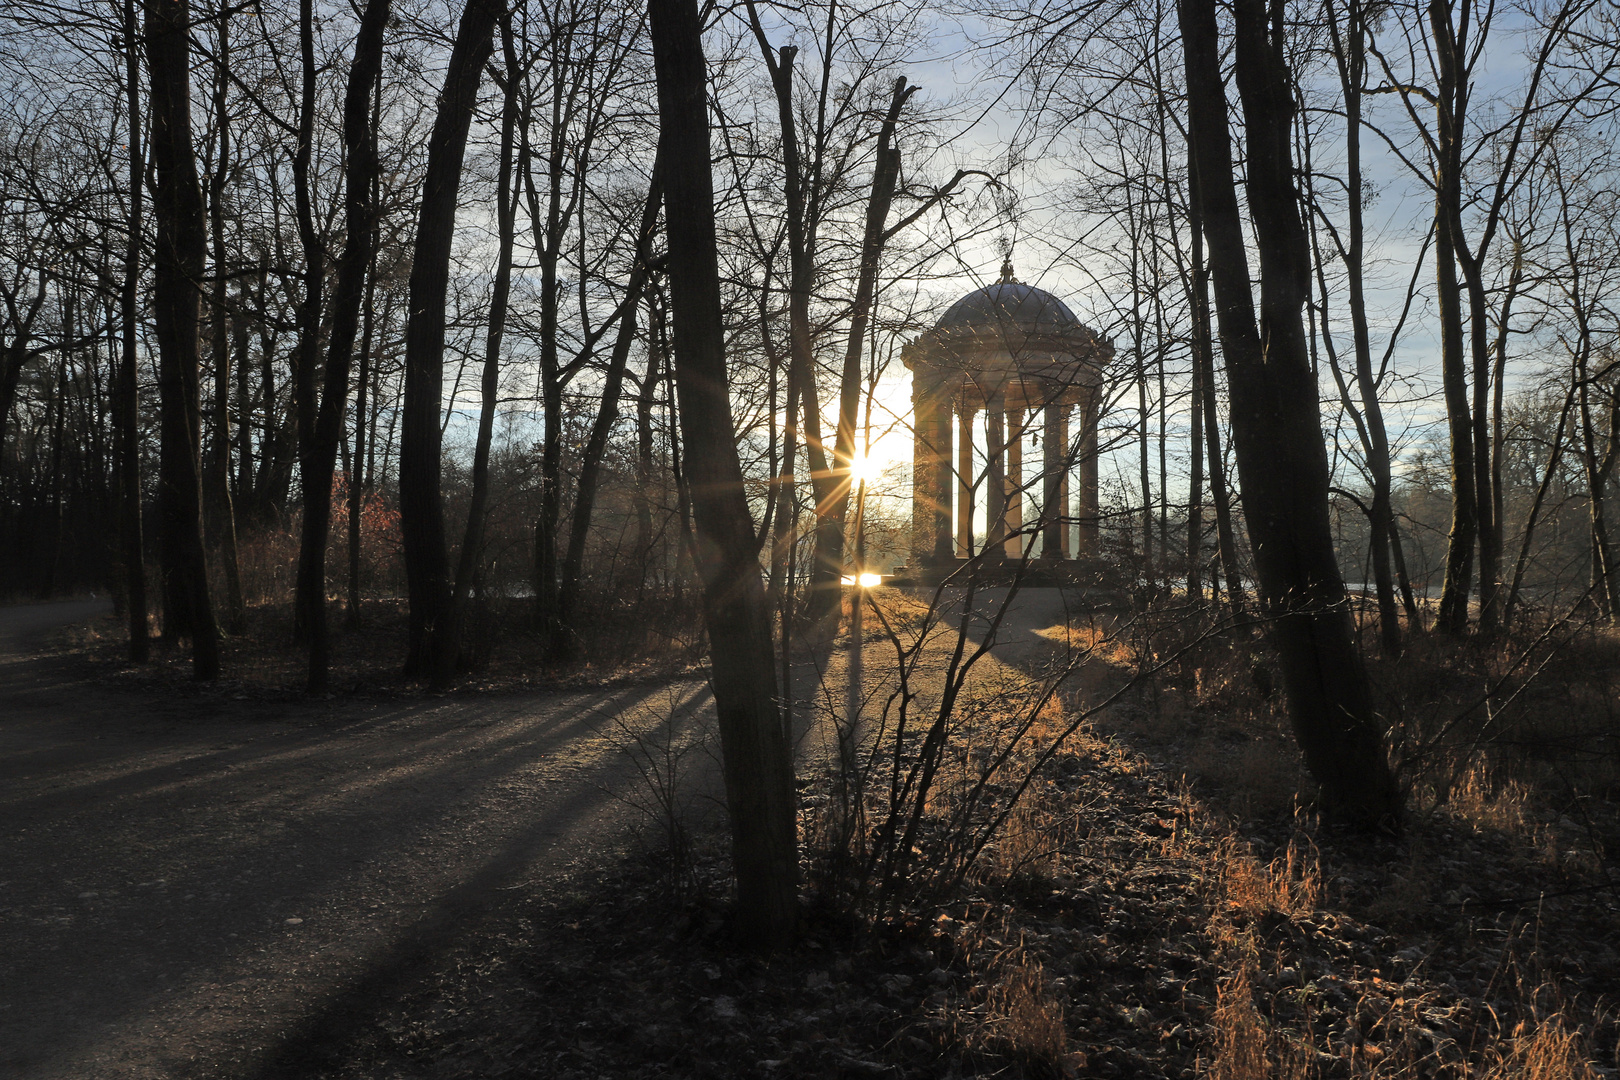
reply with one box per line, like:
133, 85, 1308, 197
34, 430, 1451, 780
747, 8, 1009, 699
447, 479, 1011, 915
399, 0, 502, 681
1370, 0, 1615, 633
1311, 0, 1422, 651
144, 0, 220, 678
1180, 0, 1400, 827
116, 0, 147, 660
649, 0, 799, 947
297, 0, 392, 691
201, 9, 245, 633
554, 165, 665, 638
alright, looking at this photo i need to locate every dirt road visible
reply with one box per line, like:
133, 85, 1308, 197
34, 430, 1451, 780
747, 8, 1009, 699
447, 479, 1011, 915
0, 588, 1104, 1079
793, 584, 1113, 752
0, 602, 720, 1080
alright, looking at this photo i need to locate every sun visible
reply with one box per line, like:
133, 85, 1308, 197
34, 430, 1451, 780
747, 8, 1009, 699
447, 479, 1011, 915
848, 445, 906, 488
847, 452, 880, 487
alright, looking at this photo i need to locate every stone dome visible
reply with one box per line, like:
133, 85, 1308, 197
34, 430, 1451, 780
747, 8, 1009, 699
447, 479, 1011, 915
901, 265, 1110, 398
936, 282, 1080, 335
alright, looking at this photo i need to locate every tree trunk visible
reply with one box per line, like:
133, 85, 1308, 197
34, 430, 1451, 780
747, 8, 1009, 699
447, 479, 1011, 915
825, 78, 912, 578
649, 0, 799, 947
555, 165, 665, 645
745, 31, 839, 624
400, 0, 501, 679
1577, 341, 1620, 621
1488, 244, 1524, 628
144, 0, 220, 679
1180, 0, 1399, 828
1325, 0, 1401, 653
207, 14, 245, 634
633, 294, 665, 586
1202, 338, 1245, 616
1601, 400, 1620, 617
347, 251, 376, 628
1430, 0, 1478, 635
1135, 290, 1153, 591
118, 0, 148, 662
446, 23, 519, 680
1185, 203, 1206, 605
298, 0, 391, 692
517, 36, 575, 643
45, 350, 68, 599
290, 0, 325, 645
1185, 150, 1246, 618
234, 295, 253, 516
0, 348, 27, 474
1462, 258, 1500, 633
1505, 384, 1573, 625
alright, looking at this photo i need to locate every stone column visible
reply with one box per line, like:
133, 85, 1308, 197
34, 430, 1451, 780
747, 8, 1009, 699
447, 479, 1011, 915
985, 391, 1006, 557
1077, 388, 1100, 557
910, 373, 955, 565
956, 400, 977, 558
1004, 405, 1023, 558
910, 375, 934, 565
930, 382, 954, 564
1058, 407, 1071, 559
1042, 400, 1069, 559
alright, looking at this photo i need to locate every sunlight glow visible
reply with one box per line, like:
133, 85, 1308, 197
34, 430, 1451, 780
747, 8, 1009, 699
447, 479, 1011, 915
839, 572, 885, 588
848, 453, 881, 487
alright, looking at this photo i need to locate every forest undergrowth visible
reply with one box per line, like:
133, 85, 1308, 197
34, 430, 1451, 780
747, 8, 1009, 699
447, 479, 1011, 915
58, 592, 710, 696
43, 596, 1620, 1078
221, 598, 1619, 1079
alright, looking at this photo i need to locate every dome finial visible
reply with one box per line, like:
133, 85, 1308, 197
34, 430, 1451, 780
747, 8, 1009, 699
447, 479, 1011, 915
999, 255, 1016, 284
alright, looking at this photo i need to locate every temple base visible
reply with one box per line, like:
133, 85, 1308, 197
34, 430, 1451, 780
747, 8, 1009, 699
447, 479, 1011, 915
887, 556, 1125, 601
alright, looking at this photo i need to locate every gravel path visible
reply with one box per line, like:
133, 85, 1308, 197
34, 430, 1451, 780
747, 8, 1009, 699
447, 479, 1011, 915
0, 601, 720, 1080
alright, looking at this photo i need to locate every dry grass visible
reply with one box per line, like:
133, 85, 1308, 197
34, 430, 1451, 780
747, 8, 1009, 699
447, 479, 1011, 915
1375, 624, 1620, 862
859, 585, 944, 643
1208, 964, 1270, 1080
1220, 834, 1321, 921
1035, 620, 1140, 667
1024, 693, 1079, 750
977, 947, 1072, 1077
1092, 628, 1309, 817
1439, 759, 1610, 875
829, 603, 1618, 1080
1480, 1012, 1602, 1080
1207, 963, 1312, 1080
993, 804, 1065, 883
1448, 759, 1534, 836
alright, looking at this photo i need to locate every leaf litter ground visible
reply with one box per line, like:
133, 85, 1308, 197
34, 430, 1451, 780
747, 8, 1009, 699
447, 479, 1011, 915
261, 686, 1620, 1080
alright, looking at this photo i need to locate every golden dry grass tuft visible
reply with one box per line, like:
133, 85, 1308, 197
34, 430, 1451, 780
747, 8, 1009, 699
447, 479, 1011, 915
1481, 1011, 1602, 1080
1448, 759, 1533, 836
1036, 620, 1140, 667
978, 948, 1072, 1076
1207, 963, 1311, 1080
1220, 835, 1321, 920
1436, 759, 1611, 874
1209, 964, 1270, 1080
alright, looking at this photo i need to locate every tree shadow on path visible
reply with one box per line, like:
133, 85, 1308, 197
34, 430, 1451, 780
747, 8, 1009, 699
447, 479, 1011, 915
0, 601, 720, 1080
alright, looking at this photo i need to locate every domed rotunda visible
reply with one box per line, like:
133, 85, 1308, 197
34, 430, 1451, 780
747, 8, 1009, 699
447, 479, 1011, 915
902, 264, 1112, 567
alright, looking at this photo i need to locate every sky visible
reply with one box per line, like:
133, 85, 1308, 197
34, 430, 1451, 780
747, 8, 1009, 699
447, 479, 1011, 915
428, 0, 1600, 551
